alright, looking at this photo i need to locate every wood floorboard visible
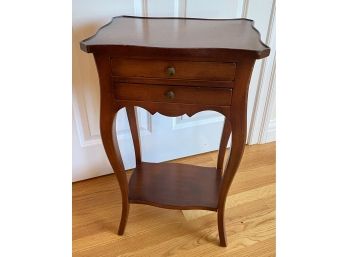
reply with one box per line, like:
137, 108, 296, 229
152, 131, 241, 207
73, 142, 276, 256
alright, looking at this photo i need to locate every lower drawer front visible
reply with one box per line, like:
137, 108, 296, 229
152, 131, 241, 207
114, 83, 232, 106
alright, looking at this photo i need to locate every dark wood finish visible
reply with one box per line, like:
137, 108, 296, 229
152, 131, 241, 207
114, 83, 232, 106
115, 100, 232, 118
81, 16, 270, 59
125, 107, 142, 164
93, 54, 129, 235
111, 58, 236, 81
112, 76, 235, 88
129, 162, 221, 211
218, 59, 255, 247
81, 16, 270, 247
217, 118, 232, 174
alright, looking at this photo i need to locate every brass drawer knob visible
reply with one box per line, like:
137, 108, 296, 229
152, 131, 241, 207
164, 90, 175, 99
166, 66, 175, 76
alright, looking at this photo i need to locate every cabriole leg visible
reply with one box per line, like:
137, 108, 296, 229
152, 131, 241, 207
126, 106, 142, 165
217, 112, 247, 246
217, 208, 227, 247
217, 117, 232, 174
100, 106, 129, 235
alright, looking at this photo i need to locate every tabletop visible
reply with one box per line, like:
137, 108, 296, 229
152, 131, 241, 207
80, 16, 270, 59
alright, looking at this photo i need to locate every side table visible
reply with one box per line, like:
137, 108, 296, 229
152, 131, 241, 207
80, 16, 270, 247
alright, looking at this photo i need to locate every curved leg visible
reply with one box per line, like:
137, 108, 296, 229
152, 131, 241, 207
95, 54, 129, 235
217, 208, 227, 247
100, 105, 129, 235
217, 60, 255, 247
217, 114, 246, 246
217, 117, 231, 174
126, 106, 142, 164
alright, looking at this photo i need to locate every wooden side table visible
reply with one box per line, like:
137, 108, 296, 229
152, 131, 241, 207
80, 16, 270, 247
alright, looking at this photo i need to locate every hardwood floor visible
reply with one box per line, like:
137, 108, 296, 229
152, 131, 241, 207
73, 142, 275, 256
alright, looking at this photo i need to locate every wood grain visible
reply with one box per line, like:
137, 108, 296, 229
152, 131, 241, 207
73, 142, 275, 256
217, 117, 232, 174
81, 16, 270, 59
114, 83, 232, 106
128, 162, 221, 210
111, 58, 236, 81
125, 107, 142, 164
81, 16, 270, 247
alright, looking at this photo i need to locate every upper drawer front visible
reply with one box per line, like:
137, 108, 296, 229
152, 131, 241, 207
114, 83, 232, 106
111, 58, 236, 81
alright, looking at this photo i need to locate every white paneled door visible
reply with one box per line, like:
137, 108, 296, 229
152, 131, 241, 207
72, 0, 276, 182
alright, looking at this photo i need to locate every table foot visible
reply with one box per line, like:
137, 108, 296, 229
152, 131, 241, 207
217, 208, 227, 247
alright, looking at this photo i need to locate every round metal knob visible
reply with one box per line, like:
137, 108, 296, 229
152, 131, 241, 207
166, 66, 175, 76
164, 90, 175, 99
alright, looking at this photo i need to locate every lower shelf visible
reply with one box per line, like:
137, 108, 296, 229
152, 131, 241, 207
128, 162, 221, 211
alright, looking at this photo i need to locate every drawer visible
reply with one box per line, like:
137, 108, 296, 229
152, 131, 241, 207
114, 83, 232, 106
111, 58, 236, 82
